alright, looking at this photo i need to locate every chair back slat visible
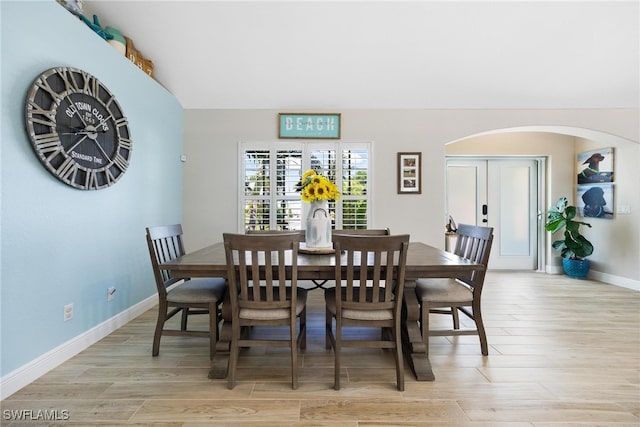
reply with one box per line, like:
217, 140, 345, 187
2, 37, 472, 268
224, 233, 301, 311
146, 224, 187, 295
334, 234, 410, 313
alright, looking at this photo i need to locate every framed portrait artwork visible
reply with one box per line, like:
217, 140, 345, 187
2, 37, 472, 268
577, 184, 614, 220
577, 148, 614, 184
397, 152, 421, 194
576, 148, 615, 220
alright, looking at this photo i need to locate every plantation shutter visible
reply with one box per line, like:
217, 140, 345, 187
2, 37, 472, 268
239, 142, 371, 232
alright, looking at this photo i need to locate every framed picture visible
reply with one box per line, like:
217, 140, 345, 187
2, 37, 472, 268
397, 152, 421, 194
577, 148, 614, 184
577, 184, 614, 219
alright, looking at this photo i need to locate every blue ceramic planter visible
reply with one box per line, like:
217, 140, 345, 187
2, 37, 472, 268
562, 257, 590, 279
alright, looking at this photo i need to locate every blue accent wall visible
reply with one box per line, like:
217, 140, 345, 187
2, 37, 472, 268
1, 1, 183, 376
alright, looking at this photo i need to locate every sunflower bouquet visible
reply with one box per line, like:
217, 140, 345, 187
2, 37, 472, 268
296, 169, 340, 203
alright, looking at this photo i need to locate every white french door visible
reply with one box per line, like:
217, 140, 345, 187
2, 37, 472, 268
446, 158, 541, 270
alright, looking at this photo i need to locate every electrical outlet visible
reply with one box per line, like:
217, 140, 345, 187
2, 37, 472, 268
63, 304, 73, 321
107, 287, 116, 302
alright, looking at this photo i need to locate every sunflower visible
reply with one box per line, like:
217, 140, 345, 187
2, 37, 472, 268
302, 170, 317, 180
296, 169, 340, 202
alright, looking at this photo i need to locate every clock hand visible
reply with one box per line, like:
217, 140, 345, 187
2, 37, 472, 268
58, 124, 85, 133
64, 96, 89, 128
67, 134, 89, 153
92, 139, 113, 163
60, 129, 107, 136
60, 131, 88, 135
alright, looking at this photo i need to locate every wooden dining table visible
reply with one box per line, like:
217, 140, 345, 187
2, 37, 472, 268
159, 241, 483, 381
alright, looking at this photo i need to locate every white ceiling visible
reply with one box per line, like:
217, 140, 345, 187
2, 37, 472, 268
82, 0, 639, 110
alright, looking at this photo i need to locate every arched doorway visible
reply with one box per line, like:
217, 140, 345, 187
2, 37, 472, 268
444, 126, 637, 276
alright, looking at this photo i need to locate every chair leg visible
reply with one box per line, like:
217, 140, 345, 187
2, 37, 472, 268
334, 318, 341, 390
452, 306, 460, 330
473, 300, 489, 356
291, 317, 298, 390
325, 307, 332, 349
181, 308, 189, 331
152, 301, 168, 357
299, 307, 307, 350
394, 323, 405, 391
227, 323, 240, 389
208, 302, 218, 360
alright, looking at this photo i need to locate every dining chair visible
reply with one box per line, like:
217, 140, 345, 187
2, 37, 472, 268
145, 224, 226, 359
325, 233, 410, 391
415, 223, 494, 355
223, 232, 307, 389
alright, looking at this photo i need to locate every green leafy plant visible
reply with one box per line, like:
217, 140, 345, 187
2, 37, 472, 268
545, 196, 594, 259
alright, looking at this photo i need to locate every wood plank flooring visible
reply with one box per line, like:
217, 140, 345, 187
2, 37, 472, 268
3, 271, 639, 426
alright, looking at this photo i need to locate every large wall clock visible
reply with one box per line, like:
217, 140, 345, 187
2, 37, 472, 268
25, 67, 132, 190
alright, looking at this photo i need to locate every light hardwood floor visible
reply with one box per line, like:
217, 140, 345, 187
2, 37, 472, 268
3, 271, 639, 426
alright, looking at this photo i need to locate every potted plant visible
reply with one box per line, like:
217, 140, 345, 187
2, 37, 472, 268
545, 196, 594, 278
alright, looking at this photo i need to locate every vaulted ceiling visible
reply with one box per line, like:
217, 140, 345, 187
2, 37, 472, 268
83, 1, 639, 110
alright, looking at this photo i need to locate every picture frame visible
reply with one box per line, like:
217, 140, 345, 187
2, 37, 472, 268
397, 152, 421, 194
577, 147, 614, 184
577, 183, 614, 219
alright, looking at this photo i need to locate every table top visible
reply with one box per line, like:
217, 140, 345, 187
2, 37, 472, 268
160, 241, 483, 280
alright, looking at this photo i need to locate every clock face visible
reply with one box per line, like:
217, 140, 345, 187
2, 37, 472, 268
25, 67, 132, 190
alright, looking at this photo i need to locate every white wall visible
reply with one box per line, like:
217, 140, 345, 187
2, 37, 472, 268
575, 135, 640, 284
183, 109, 639, 287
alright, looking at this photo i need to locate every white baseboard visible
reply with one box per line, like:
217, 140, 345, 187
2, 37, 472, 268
545, 265, 564, 275
545, 265, 640, 291
588, 270, 640, 292
0, 295, 158, 400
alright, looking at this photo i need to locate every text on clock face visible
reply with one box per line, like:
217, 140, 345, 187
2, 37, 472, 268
65, 101, 110, 131
70, 150, 103, 165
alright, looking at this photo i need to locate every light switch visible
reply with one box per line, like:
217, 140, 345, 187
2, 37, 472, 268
617, 205, 631, 214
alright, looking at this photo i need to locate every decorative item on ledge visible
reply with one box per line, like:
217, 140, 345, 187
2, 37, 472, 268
126, 37, 154, 77
296, 169, 340, 250
64, 5, 155, 79
57, 0, 83, 16
105, 26, 126, 55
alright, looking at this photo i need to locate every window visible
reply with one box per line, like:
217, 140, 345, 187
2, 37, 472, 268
239, 141, 371, 232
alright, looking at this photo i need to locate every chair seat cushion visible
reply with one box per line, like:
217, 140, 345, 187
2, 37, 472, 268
167, 277, 226, 304
239, 288, 307, 320
415, 278, 473, 304
324, 288, 393, 321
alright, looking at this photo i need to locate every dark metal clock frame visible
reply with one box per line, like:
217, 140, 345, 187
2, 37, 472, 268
25, 67, 132, 190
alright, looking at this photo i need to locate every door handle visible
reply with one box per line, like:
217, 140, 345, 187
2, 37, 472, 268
482, 204, 488, 223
